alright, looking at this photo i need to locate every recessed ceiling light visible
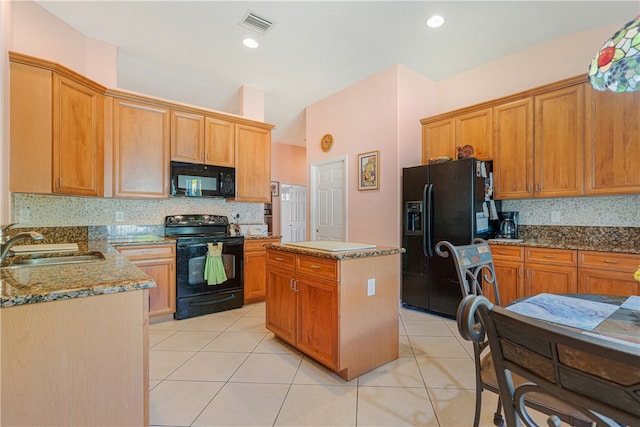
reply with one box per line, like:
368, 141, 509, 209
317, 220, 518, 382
243, 38, 259, 48
426, 15, 444, 28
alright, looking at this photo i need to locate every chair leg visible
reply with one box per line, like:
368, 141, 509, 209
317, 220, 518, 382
474, 386, 482, 427
493, 397, 505, 427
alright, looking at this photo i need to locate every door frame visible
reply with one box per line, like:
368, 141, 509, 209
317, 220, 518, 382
310, 156, 348, 241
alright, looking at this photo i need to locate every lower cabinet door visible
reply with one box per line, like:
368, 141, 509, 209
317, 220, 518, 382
488, 260, 523, 306
525, 263, 577, 295
265, 266, 297, 346
134, 258, 176, 317
295, 274, 338, 370
578, 268, 639, 296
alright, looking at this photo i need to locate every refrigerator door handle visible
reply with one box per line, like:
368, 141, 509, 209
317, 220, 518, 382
423, 183, 433, 257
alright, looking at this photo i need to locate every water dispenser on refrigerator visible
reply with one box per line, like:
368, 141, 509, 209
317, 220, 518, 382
405, 201, 423, 235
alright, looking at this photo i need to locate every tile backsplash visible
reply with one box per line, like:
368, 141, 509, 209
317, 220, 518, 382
502, 195, 640, 227
11, 193, 264, 227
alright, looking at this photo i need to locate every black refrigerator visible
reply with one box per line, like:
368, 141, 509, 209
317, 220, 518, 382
401, 158, 499, 318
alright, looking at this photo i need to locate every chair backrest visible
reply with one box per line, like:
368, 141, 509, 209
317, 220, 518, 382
435, 238, 501, 306
457, 295, 640, 427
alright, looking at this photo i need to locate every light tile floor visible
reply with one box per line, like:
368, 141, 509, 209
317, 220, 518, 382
149, 302, 553, 427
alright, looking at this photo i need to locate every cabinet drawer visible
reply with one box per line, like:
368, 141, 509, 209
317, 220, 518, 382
116, 243, 175, 260
578, 251, 640, 272
525, 248, 576, 266
296, 255, 338, 281
489, 244, 524, 261
245, 239, 280, 252
266, 250, 296, 270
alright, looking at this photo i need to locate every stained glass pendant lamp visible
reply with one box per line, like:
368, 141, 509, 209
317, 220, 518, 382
588, 14, 640, 92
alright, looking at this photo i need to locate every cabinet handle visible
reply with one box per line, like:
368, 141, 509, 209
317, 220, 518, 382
535, 184, 539, 192
526, 268, 530, 278
603, 259, 619, 264
310, 265, 321, 269
543, 255, 556, 259
289, 278, 295, 291
518, 267, 522, 277
527, 185, 531, 193
496, 251, 507, 255
275, 257, 285, 261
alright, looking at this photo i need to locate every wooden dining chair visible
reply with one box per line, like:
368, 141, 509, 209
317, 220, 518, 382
457, 294, 640, 427
435, 239, 592, 427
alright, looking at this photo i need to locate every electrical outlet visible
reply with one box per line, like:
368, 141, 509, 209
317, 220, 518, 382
367, 278, 375, 296
115, 211, 124, 222
551, 211, 561, 223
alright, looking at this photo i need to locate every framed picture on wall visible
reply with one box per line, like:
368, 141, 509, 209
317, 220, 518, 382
358, 150, 379, 191
271, 181, 280, 197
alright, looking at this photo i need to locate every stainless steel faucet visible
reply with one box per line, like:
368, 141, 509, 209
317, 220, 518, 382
1, 224, 45, 261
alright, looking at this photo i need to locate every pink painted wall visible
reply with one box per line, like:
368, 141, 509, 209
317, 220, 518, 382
270, 142, 306, 237
435, 23, 622, 114
306, 65, 434, 247
11, 1, 117, 86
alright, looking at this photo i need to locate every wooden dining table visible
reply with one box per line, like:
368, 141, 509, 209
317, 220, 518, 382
506, 293, 640, 347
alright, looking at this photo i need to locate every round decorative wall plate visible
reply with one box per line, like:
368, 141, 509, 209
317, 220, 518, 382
321, 133, 334, 152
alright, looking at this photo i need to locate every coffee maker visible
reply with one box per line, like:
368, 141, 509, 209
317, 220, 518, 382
498, 211, 518, 239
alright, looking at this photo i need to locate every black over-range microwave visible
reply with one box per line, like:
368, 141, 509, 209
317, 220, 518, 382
170, 161, 235, 198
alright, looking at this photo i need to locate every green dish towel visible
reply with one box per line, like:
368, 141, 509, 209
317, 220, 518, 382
204, 242, 227, 285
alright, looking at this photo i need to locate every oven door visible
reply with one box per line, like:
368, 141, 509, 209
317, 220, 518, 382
175, 237, 244, 319
176, 237, 243, 297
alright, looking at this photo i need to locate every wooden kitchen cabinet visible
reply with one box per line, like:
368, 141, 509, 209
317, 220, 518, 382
171, 112, 235, 167
235, 123, 272, 202
585, 87, 640, 196
1, 290, 149, 426
533, 84, 585, 198
109, 96, 171, 199
266, 248, 400, 380
421, 118, 455, 164
455, 108, 493, 160
492, 98, 534, 199
244, 237, 281, 304
578, 250, 640, 296
10, 55, 105, 197
488, 244, 524, 306
525, 247, 578, 295
116, 243, 176, 317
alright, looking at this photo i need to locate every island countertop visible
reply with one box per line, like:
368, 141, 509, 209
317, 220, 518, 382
265, 242, 405, 260
0, 247, 156, 308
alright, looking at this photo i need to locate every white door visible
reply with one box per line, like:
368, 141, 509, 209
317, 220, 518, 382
280, 184, 307, 243
312, 158, 346, 241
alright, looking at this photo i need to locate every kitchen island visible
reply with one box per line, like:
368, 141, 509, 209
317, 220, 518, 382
265, 242, 404, 380
0, 248, 155, 427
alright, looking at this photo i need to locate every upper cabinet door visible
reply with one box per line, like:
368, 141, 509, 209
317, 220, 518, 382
112, 99, 170, 199
53, 75, 104, 197
170, 111, 205, 163
422, 118, 455, 164
492, 98, 534, 200
585, 87, 640, 195
455, 108, 493, 160
235, 124, 271, 202
534, 84, 585, 198
205, 117, 235, 167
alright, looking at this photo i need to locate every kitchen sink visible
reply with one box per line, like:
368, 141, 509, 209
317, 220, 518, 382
1, 251, 105, 269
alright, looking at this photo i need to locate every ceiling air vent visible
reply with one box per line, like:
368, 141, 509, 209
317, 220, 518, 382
239, 11, 273, 34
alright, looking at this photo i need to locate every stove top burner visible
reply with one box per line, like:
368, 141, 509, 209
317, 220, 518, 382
165, 214, 232, 238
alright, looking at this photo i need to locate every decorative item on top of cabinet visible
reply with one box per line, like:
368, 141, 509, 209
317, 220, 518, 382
578, 250, 640, 297
170, 111, 235, 168
108, 95, 171, 199
524, 247, 577, 295
235, 123, 273, 202
116, 243, 176, 317
9, 53, 105, 197
244, 237, 281, 304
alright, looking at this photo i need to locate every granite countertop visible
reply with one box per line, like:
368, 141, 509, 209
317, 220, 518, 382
245, 235, 281, 240
0, 251, 155, 308
265, 243, 405, 260
488, 238, 640, 255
